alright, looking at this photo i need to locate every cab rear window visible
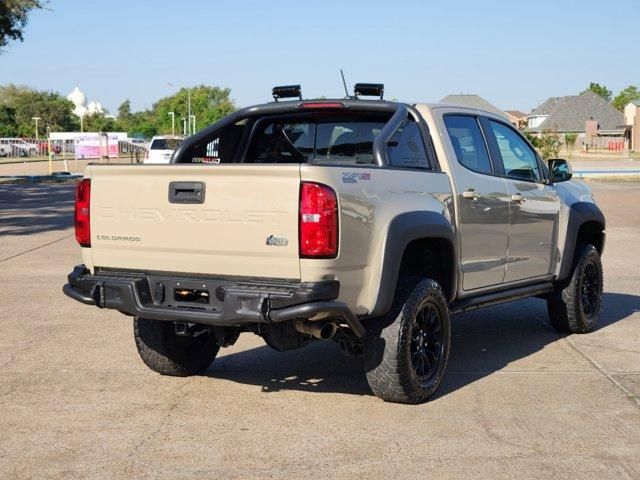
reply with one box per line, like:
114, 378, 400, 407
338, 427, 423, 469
245, 116, 388, 165
179, 113, 391, 165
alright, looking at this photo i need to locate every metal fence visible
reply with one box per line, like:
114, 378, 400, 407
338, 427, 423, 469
0, 137, 149, 161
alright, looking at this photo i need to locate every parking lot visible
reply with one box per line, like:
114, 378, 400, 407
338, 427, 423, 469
0, 181, 639, 479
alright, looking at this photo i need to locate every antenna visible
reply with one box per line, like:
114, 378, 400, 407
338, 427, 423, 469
340, 69, 349, 98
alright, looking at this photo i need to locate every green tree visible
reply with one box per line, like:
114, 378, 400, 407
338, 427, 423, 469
84, 112, 117, 132
539, 128, 562, 160
612, 85, 640, 111
152, 85, 236, 135
564, 132, 577, 158
0, 0, 44, 51
582, 82, 612, 102
0, 84, 78, 135
523, 131, 540, 148
0, 105, 17, 136
125, 110, 157, 138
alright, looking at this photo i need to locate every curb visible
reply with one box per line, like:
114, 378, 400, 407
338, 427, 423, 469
0, 173, 82, 184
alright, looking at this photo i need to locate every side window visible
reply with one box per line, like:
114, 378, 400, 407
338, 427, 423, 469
387, 119, 430, 169
179, 120, 247, 163
315, 121, 384, 165
443, 115, 492, 174
488, 121, 541, 182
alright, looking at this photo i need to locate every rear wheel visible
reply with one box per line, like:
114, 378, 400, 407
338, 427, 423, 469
133, 318, 219, 376
547, 244, 603, 333
364, 278, 451, 404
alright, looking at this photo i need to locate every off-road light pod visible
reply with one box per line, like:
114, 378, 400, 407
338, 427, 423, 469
272, 85, 302, 101
299, 182, 338, 258
75, 179, 91, 247
354, 83, 384, 100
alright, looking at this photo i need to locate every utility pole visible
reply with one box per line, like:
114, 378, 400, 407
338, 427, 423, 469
46, 125, 52, 174
188, 88, 192, 135
32, 116, 41, 139
168, 112, 175, 135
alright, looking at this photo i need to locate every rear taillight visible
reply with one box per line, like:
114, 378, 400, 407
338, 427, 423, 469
75, 179, 91, 247
299, 182, 338, 258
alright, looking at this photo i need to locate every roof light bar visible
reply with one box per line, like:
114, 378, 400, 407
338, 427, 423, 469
354, 83, 384, 100
272, 85, 302, 101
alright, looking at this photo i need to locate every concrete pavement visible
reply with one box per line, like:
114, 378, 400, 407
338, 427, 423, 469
0, 181, 639, 479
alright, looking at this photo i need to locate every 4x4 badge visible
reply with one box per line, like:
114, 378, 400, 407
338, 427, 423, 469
266, 235, 289, 247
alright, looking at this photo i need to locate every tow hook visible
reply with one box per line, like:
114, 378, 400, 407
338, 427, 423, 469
174, 322, 209, 337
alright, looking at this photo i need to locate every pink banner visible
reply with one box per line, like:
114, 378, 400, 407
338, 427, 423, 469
74, 134, 119, 159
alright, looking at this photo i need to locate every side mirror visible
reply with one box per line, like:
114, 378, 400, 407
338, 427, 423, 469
548, 158, 572, 183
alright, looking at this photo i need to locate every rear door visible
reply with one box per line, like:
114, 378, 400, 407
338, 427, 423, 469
483, 119, 560, 282
443, 114, 510, 290
89, 164, 301, 280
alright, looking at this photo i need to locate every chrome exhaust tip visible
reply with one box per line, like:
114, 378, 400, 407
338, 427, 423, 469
293, 320, 338, 340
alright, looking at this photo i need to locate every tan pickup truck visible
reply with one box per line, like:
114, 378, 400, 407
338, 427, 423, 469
64, 84, 605, 404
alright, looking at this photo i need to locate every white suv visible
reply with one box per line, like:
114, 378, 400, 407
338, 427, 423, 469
144, 135, 185, 164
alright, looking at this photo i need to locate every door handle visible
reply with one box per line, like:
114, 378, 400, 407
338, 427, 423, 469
510, 193, 526, 204
168, 181, 205, 204
462, 189, 481, 200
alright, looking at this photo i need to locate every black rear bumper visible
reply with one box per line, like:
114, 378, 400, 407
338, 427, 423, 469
63, 265, 364, 336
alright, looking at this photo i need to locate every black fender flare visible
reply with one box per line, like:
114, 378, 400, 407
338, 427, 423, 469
557, 202, 605, 280
369, 211, 457, 318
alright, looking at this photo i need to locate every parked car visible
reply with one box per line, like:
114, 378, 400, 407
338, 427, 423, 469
13, 139, 39, 157
143, 135, 185, 164
63, 84, 605, 404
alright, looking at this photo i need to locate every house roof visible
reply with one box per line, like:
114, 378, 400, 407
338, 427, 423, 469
505, 110, 528, 119
527, 91, 624, 133
439, 94, 507, 118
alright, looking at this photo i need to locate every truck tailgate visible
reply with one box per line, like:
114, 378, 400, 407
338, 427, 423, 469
88, 164, 301, 280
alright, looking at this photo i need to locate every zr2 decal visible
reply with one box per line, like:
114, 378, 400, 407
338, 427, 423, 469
342, 172, 371, 184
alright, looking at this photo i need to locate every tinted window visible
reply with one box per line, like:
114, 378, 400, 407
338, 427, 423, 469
315, 121, 384, 165
444, 115, 492, 174
387, 120, 429, 169
245, 117, 386, 165
151, 138, 183, 150
489, 121, 541, 181
246, 121, 315, 163
182, 120, 248, 164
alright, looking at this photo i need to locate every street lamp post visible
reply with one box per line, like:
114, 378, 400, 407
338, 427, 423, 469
168, 112, 175, 135
189, 115, 196, 135
46, 125, 52, 174
181, 117, 187, 136
32, 116, 41, 140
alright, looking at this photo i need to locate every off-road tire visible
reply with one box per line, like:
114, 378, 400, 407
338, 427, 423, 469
364, 277, 451, 404
547, 244, 603, 334
133, 318, 220, 376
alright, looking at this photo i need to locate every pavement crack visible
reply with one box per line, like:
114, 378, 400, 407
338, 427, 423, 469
127, 378, 197, 477
563, 336, 640, 409
0, 233, 74, 263
529, 307, 640, 409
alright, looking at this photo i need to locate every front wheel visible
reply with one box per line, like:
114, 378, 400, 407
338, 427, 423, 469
364, 278, 451, 404
133, 318, 220, 376
547, 244, 603, 333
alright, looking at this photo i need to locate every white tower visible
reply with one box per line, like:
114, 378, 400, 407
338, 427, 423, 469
67, 86, 87, 117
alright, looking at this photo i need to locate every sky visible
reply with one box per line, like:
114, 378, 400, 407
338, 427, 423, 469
2, 0, 639, 115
